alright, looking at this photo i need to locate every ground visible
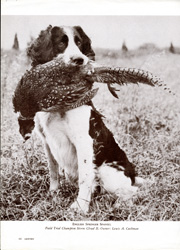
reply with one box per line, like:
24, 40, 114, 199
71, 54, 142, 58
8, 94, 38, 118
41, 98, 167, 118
1, 48, 180, 220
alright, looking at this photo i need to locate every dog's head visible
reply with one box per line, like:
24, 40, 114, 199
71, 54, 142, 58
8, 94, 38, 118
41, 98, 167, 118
18, 26, 95, 140
27, 25, 95, 67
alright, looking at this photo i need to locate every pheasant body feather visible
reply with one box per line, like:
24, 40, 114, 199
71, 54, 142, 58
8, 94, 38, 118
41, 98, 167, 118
13, 59, 95, 118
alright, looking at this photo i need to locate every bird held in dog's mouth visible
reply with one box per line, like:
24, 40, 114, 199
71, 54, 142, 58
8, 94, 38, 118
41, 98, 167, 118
12, 57, 168, 140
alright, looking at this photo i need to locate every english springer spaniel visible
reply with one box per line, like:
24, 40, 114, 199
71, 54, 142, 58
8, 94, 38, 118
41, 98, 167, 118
27, 25, 143, 213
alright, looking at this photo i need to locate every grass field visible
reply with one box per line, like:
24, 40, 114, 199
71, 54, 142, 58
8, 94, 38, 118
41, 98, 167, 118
1, 48, 180, 221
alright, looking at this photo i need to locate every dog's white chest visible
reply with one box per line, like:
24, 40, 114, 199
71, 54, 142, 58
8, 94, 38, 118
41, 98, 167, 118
35, 106, 92, 180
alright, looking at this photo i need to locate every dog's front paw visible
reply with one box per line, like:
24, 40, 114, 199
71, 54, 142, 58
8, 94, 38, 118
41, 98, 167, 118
134, 177, 145, 187
49, 179, 59, 191
70, 199, 89, 214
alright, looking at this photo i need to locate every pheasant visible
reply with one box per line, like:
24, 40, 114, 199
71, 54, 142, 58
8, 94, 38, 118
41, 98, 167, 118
12, 58, 170, 139
13, 58, 168, 118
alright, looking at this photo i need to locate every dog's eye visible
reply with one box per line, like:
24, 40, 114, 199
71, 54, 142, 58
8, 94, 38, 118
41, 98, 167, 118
57, 35, 68, 48
77, 40, 82, 47
59, 42, 65, 48
61, 35, 68, 43
74, 36, 82, 48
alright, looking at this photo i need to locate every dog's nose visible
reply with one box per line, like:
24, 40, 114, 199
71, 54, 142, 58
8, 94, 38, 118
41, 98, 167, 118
71, 56, 84, 65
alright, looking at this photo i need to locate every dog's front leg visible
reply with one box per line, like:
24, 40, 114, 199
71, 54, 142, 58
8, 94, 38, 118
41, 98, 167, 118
68, 107, 95, 213
71, 135, 95, 213
44, 143, 60, 191
35, 114, 59, 191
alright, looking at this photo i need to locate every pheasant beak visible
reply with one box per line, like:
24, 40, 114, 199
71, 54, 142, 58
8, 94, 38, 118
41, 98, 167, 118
87, 69, 94, 75
85, 61, 98, 75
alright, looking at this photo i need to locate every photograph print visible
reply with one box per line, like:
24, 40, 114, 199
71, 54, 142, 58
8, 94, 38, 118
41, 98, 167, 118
1, 15, 180, 221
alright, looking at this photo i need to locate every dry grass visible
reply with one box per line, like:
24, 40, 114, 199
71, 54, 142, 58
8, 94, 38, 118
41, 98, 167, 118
1, 49, 180, 221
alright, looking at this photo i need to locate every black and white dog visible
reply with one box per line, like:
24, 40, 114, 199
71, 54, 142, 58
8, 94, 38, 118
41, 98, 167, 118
27, 25, 143, 213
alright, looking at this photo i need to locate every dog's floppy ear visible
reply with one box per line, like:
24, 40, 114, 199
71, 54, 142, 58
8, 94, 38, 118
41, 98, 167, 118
73, 26, 95, 61
27, 25, 54, 66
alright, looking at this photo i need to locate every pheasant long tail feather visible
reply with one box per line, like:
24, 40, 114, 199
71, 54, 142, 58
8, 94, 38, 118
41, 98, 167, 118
93, 67, 161, 86
93, 66, 174, 95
